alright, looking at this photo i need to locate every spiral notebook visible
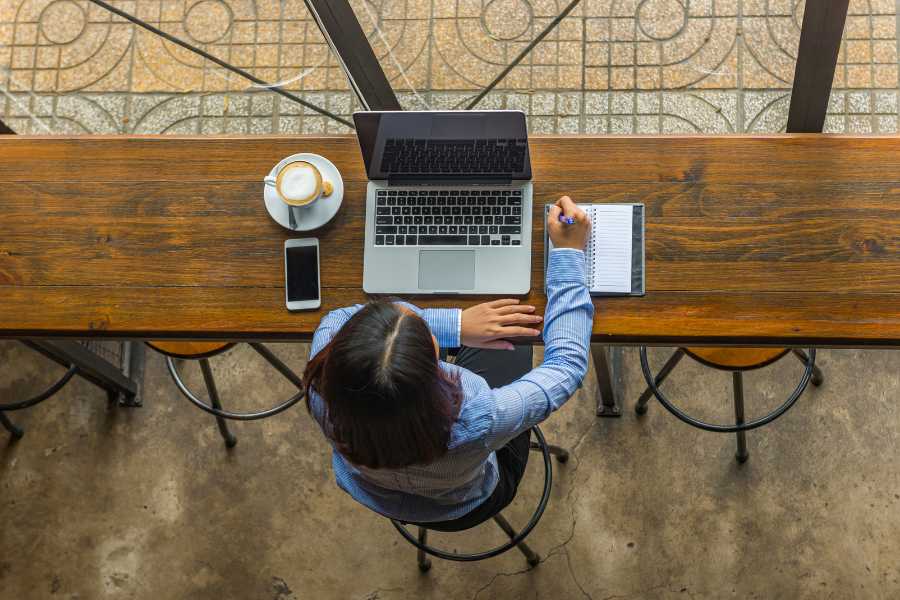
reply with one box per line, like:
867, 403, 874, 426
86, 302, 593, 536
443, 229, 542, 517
544, 204, 645, 296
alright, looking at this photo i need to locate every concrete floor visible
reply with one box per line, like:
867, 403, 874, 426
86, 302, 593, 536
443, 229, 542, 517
1, 341, 899, 599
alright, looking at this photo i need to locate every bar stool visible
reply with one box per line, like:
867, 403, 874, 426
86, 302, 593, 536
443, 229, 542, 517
636, 347, 823, 463
146, 341, 305, 447
391, 426, 568, 572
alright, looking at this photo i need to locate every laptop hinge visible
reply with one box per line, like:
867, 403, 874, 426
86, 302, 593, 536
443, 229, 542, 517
387, 176, 515, 187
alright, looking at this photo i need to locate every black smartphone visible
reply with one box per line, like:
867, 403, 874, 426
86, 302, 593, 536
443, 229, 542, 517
284, 238, 321, 310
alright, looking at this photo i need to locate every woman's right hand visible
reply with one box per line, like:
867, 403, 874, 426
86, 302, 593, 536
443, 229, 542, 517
547, 196, 590, 250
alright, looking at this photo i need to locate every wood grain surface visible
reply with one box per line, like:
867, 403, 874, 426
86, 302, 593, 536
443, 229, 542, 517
0, 135, 898, 346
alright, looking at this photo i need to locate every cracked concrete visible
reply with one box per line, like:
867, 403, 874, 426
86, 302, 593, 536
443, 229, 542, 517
1, 341, 899, 599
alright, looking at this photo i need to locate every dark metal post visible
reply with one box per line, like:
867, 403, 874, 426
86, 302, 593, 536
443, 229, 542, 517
732, 372, 749, 463
786, 0, 850, 132
592, 344, 622, 417
302, 0, 402, 111
416, 527, 431, 572
122, 341, 145, 407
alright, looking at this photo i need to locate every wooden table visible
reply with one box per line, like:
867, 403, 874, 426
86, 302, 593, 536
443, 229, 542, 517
1, 135, 899, 413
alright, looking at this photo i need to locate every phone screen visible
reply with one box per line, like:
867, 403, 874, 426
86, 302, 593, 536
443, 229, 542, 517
286, 244, 319, 302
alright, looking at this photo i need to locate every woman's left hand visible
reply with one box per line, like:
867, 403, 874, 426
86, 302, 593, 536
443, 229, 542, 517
461, 299, 543, 350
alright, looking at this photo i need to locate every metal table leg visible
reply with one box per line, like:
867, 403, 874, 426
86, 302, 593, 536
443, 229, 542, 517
23, 340, 143, 407
120, 341, 145, 407
592, 344, 622, 417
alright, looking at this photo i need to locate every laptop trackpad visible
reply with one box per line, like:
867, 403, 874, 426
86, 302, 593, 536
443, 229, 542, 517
418, 250, 476, 291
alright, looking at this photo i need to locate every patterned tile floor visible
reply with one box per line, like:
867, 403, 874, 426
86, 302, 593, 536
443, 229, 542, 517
0, 0, 898, 134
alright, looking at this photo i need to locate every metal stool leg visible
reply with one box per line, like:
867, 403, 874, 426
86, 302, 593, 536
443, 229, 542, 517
732, 372, 749, 463
531, 441, 569, 463
0, 411, 23, 439
636, 349, 685, 415
198, 359, 237, 448
792, 349, 823, 386
249, 343, 304, 389
416, 527, 432, 572
546, 443, 569, 463
493, 513, 540, 566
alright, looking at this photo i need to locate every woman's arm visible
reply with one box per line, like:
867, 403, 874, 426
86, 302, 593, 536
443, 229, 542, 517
395, 303, 462, 349
481, 248, 593, 448
480, 197, 594, 448
312, 295, 544, 358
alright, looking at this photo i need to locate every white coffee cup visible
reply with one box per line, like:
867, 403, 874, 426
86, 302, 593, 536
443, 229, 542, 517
264, 160, 333, 207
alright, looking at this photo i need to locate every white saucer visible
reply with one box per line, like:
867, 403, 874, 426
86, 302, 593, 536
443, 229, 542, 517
264, 153, 343, 232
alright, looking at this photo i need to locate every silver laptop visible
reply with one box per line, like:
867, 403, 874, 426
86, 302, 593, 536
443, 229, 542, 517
354, 110, 533, 295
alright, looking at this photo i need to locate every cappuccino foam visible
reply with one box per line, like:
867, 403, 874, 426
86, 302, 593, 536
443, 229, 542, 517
279, 163, 318, 202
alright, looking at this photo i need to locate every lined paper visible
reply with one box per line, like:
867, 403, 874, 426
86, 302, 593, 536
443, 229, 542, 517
585, 204, 633, 294
547, 204, 635, 294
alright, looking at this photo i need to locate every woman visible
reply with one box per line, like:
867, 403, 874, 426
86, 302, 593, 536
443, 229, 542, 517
305, 196, 593, 529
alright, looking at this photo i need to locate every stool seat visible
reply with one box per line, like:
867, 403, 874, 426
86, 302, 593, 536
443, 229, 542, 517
683, 347, 789, 370
146, 341, 234, 360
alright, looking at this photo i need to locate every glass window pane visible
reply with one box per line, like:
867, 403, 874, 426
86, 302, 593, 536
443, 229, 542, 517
356, 0, 899, 135
2, 1, 896, 136
0, 0, 357, 135
827, 2, 898, 134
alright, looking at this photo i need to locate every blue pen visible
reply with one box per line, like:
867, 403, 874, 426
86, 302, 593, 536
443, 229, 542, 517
558, 214, 576, 225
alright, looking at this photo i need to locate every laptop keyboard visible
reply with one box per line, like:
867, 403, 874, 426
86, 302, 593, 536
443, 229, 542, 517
374, 188, 524, 247
379, 138, 527, 175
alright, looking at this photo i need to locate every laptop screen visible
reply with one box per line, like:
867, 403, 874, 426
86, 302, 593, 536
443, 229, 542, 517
354, 111, 532, 181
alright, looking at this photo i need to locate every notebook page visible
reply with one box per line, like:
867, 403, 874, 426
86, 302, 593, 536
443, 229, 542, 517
585, 204, 633, 294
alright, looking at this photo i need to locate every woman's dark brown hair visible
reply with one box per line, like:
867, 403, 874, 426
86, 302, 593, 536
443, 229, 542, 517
304, 301, 462, 469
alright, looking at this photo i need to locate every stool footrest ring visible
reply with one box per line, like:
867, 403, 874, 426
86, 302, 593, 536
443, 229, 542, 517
0, 365, 78, 412
391, 425, 554, 563
165, 356, 305, 421
638, 347, 816, 434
